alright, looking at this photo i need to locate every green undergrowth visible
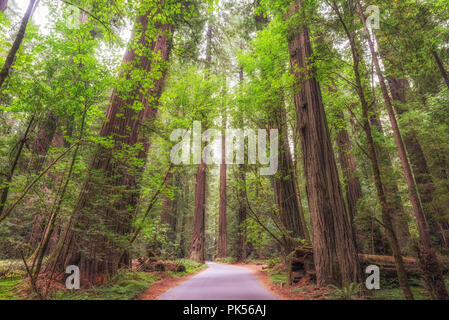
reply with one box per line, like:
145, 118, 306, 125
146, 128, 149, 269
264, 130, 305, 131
370, 286, 429, 300
369, 276, 449, 300
53, 259, 204, 300
0, 276, 22, 300
54, 271, 158, 300
263, 261, 288, 287
0, 259, 26, 300
269, 273, 288, 285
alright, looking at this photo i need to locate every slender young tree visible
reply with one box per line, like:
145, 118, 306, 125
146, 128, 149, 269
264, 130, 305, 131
432, 51, 449, 91
236, 67, 248, 261
161, 171, 175, 238
217, 111, 227, 258
0, 116, 35, 222
190, 25, 213, 263
0, 0, 38, 89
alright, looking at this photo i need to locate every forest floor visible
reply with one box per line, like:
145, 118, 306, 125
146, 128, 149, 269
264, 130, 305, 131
0, 258, 205, 300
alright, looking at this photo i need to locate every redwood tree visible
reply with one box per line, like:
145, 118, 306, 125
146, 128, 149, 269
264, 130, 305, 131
48, 3, 175, 283
287, 0, 361, 286
190, 162, 207, 262
189, 25, 213, 263
272, 102, 308, 241
217, 114, 227, 258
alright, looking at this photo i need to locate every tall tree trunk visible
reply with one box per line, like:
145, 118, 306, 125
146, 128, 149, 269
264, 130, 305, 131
48, 7, 174, 283
178, 175, 189, 258
189, 163, 207, 262
28, 112, 58, 171
189, 25, 213, 263
237, 163, 248, 261
161, 171, 176, 241
0, 0, 38, 89
388, 77, 449, 247
287, 0, 361, 287
236, 67, 248, 261
369, 108, 411, 250
272, 102, 308, 240
358, 1, 448, 300
217, 115, 227, 258
28, 128, 65, 252
335, 110, 362, 250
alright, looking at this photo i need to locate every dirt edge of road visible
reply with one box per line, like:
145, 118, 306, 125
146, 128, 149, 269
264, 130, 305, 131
137, 266, 208, 300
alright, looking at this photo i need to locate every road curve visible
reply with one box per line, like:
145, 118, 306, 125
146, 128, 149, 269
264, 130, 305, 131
158, 262, 279, 300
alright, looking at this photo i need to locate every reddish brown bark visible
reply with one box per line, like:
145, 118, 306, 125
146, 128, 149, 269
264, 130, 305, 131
161, 171, 177, 243
287, 0, 360, 287
237, 163, 248, 261
189, 25, 212, 263
217, 118, 227, 258
358, 1, 448, 299
236, 68, 248, 261
28, 129, 64, 250
161, 172, 174, 227
0, 0, 37, 89
28, 112, 57, 171
189, 163, 207, 263
369, 110, 411, 250
335, 111, 362, 249
272, 104, 308, 240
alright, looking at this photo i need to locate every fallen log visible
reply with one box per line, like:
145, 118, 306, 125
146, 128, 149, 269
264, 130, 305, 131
290, 246, 448, 283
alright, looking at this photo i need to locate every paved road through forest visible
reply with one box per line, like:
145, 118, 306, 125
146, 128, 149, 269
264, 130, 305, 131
158, 262, 279, 300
